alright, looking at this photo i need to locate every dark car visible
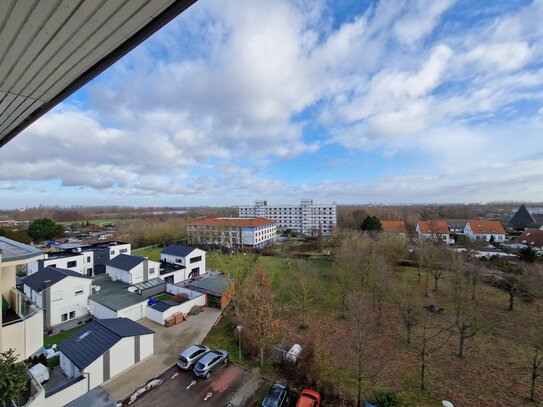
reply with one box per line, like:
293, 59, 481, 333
177, 344, 210, 370
262, 381, 289, 407
193, 349, 228, 379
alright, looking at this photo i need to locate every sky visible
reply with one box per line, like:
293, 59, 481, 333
1, 0, 543, 209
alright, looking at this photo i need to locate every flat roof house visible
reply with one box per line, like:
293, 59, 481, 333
105, 254, 160, 285
188, 217, 277, 248
23, 266, 92, 329
160, 245, 206, 284
189, 273, 232, 310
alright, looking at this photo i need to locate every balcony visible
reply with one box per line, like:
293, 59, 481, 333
1, 289, 43, 360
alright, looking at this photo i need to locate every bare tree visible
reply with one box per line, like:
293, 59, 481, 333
395, 286, 421, 344
283, 260, 318, 329
529, 309, 543, 402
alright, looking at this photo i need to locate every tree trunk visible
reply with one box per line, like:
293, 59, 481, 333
357, 332, 363, 407
420, 350, 426, 390
458, 331, 465, 358
433, 276, 439, 291
260, 346, 264, 367
406, 325, 411, 344
424, 269, 429, 297
531, 350, 539, 402
508, 292, 514, 311
418, 264, 422, 283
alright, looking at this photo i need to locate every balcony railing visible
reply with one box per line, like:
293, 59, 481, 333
2, 289, 41, 327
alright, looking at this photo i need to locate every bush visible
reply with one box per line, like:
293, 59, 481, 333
374, 388, 400, 407
172, 293, 189, 303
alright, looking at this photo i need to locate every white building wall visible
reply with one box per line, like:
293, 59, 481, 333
85, 357, 104, 389
140, 333, 154, 360
88, 300, 118, 319
118, 302, 146, 321
109, 243, 131, 258
46, 276, 92, 326
109, 337, 135, 378
42, 254, 85, 275
146, 294, 206, 325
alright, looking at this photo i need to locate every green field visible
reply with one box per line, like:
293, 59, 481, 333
43, 325, 85, 347
133, 246, 163, 260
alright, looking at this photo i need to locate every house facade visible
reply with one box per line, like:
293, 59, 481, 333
416, 220, 454, 245
105, 254, 160, 285
160, 245, 206, 283
464, 220, 506, 242
188, 218, 277, 248
28, 241, 131, 277
23, 267, 92, 328
239, 199, 336, 236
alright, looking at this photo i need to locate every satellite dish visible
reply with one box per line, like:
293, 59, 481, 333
442, 401, 454, 407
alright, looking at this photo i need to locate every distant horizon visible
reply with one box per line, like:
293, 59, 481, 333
1, 1, 542, 207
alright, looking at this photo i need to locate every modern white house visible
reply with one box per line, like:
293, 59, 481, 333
22, 267, 92, 328
187, 218, 277, 248
464, 220, 506, 242
416, 220, 454, 245
58, 318, 154, 390
88, 275, 148, 321
160, 245, 207, 283
105, 254, 160, 285
239, 199, 337, 236
28, 241, 131, 277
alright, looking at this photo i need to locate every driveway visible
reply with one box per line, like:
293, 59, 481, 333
103, 308, 222, 401
126, 364, 267, 407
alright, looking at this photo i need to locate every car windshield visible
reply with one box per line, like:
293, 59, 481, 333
195, 362, 205, 370
178, 356, 188, 363
262, 398, 279, 407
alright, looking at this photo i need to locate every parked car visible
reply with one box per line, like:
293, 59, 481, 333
262, 381, 289, 407
177, 345, 210, 370
296, 389, 321, 407
193, 349, 228, 379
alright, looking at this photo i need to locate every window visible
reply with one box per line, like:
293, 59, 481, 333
190, 256, 202, 264
175, 258, 183, 263
69, 311, 75, 319
120, 248, 128, 253
110, 250, 115, 255
67, 260, 77, 268
74, 285, 84, 295
61, 313, 68, 322
86, 256, 91, 262
149, 267, 155, 274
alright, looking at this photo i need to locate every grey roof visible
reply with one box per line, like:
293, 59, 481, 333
89, 275, 146, 311
189, 274, 230, 296
58, 318, 154, 370
509, 204, 537, 228
23, 266, 91, 292
149, 300, 178, 312
131, 278, 165, 291
64, 386, 116, 407
105, 254, 145, 271
0, 237, 42, 262
161, 244, 197, 257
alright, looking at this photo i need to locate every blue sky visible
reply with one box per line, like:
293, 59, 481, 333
1, 0, 543, 209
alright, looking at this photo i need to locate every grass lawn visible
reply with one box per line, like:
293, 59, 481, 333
134, 246, 163, 261
154, 293, 173, 301
43, 325, 85, 347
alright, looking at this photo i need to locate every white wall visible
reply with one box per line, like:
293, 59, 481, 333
85, 357, 104, 390
109, 243, 131, 258
140, 333, 154, 360
146, 293, 206, 325
46, 276, 92, 326
118, 302, 146, 321
109, 337, 135, 378
42, 254, 85, 275
88, 300, 118, 319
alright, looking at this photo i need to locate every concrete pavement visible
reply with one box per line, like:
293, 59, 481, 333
103, 307, 222, 401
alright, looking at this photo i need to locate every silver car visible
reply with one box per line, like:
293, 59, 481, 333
177, 345, 210, 370
193, 349, 228, 379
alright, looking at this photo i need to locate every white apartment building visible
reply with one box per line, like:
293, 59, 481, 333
239, 199, 336, 236
188, 218, 277, 248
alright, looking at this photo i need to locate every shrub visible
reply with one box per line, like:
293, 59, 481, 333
375, 388, 400, 407
172, 293, 189, 303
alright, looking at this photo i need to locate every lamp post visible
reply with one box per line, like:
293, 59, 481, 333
236, 325, 242, 361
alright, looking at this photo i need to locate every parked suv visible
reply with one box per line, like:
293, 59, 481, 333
262, 381, 289, 407
193, 349, 228, 379
177, 345, 210, 370
296, 389, 321, 407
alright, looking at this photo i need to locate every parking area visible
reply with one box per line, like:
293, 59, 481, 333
125, 364, 267, 407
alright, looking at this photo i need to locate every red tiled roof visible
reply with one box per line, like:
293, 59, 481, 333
467, 220, 506, 235
188, 217, 276, 228
381, 220, 406, 233
417, 220, 449, 234
515, 229, 543, 249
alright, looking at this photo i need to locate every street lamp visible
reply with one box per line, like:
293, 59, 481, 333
236, 325, 242, 361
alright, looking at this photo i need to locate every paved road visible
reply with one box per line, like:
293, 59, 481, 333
126, 364, 267, 407
103, 308, 222, 401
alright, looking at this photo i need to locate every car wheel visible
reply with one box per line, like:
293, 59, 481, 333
205, 372, 211, 379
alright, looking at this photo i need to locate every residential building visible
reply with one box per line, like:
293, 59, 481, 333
239, 199, 337, 236
380, 220, 406, 235
416, 220, 454, 245
447, 219, 468, 234
88, 275, 148, 321
188, 273, 232, 310
188, 218, 277, 248
509, 204, 537, 231
160, 245, 207, 283
58, 318, 154, 390
22, 267, 92, 328
0, 237, 44, 361
515, 230, 543, 252
28, 241, 131, 277
105, 254, 160, 285
464, 220, 506, 242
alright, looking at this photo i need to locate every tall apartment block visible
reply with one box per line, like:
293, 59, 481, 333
239, 199, 337, 236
